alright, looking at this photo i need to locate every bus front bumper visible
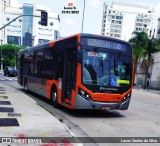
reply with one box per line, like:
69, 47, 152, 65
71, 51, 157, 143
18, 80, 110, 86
74, 93, 131, 110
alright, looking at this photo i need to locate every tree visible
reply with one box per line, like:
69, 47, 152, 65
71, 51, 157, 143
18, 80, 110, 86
129, 31, 160, 88
129, 31, 148, 83
143, 37, 160, 88
0, 44, 24, 68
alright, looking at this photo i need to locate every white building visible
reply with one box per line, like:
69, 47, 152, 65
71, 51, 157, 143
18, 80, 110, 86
0, 0, 11, 41
150, 18, 160, 88
1, 1, 60, 47
156, 18, 160, 39
101, 2, 155, 41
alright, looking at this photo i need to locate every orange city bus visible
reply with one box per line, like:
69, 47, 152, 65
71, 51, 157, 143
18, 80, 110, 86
17, 33, 134, 110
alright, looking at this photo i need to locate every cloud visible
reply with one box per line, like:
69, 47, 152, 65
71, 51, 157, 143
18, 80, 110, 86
87, 0, 103, 9
65, 18, 76, 26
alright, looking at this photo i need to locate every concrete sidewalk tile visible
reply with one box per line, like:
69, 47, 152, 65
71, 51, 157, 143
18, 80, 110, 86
0, 83, 83, 146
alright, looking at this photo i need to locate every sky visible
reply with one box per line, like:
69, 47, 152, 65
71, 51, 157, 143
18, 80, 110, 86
12, 0, 160, 37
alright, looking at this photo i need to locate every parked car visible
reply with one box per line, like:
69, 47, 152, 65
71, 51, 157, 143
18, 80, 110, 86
4, 66, 17, 77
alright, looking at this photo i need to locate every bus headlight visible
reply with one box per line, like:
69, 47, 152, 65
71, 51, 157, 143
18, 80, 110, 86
123, 93, 131, 101
78, 88, 92, 100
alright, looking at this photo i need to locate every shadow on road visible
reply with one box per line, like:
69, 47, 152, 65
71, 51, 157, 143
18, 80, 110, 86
61, 109, 124, 118
20, 89, 125, 118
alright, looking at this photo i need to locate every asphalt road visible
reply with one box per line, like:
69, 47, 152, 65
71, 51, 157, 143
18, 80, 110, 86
1, 73, 160, 146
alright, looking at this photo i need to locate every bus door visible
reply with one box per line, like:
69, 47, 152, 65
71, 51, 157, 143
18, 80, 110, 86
61, 48, 76, 105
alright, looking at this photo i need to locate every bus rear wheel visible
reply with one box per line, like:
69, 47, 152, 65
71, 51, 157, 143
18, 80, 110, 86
51, 87, 59, 108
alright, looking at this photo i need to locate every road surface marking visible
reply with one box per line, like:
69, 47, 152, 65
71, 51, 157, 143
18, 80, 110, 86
135, 102, 151, 107
0, 78, 5, 80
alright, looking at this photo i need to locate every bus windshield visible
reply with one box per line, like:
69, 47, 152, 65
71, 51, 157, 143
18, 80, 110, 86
82, 48, 132, 87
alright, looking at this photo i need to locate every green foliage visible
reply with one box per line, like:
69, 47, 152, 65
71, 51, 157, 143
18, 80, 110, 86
0, 44, 24, 67
129, 31, 160, 87
129, 31, 148, 60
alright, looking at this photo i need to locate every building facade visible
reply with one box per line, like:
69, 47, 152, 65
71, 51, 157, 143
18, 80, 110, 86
157, 18, 160, 39
1, 1, 60, 47
0, 0, 11, 41
101, 2, 155, 41
149, 18, 160, 89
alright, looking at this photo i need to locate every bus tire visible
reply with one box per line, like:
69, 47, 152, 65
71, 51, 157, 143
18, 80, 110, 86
51, 86, 59, 108
24, 79, 28, 92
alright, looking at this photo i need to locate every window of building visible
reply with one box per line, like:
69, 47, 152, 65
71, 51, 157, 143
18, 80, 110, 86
38, 39, 50, 44
7, 35, 21, 45
54, 30, 60, 40
50, 22, 54, 26
6, 17, 10, 21
116, 16, 120, 19
112, 16, 115, 19
119, 21, 122, 24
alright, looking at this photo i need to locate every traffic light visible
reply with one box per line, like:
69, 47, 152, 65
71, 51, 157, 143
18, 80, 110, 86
41, 11, 48, 26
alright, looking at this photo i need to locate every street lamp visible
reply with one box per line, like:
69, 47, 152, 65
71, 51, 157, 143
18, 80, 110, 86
0, 39, 3, 71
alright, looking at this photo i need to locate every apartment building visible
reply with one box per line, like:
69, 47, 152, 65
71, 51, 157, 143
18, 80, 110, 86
0, 0, 11, 41
1, 1, 60, 47
101, 2, 155, 41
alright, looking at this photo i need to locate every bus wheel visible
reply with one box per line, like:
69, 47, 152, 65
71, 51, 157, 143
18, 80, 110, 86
51, 87, 59, 108
24, 80, 28, 92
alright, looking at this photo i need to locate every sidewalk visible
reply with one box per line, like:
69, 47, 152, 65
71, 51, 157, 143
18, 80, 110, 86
0, 83, 82, 146
133, 86, 160, 95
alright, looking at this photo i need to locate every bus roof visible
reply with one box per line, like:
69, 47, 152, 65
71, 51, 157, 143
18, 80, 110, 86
19, 33, 130, 54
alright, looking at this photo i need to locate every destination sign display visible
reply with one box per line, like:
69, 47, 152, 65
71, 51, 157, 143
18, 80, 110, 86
84, 38, 129, 52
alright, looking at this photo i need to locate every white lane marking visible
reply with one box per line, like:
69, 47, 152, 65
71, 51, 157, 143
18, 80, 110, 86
12, 78, 17, 80
0, 77, 5, 80
3, 77, 12, 80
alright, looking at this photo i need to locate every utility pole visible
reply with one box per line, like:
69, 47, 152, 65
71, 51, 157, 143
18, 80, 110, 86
0, 39, 3, 71
81, 0, 86, 33
14, 44, 16, 69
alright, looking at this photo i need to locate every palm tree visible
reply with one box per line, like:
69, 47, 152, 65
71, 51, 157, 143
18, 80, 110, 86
129, 31, 148, 83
